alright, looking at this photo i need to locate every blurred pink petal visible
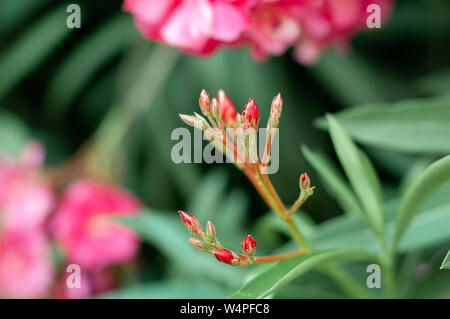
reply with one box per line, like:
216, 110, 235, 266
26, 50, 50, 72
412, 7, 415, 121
212, 1, 250, 41
0, 230, 54, 298
50, 179, 142, 270
0, 142, 54, 232
161, 0, 213, 51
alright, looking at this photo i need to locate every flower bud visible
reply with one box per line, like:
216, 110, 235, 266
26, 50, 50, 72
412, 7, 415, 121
269, 93, 282, 127
242, 99, 259, 128
206, 221, 216, 238
193, 112, 210, 130
218, 90, 236, 127
179, 114, 196, 127
299, 173, 310, 190
211, 98, 221, 120
178, 211, 203, 235
214, 249, 239, 265
241, 235, 257, 256
189, 237, 208, 252
199, 89, 210, 115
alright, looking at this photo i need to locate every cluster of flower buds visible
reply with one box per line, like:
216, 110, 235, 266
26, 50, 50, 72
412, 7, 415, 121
180, 89, 282, 170
178, 211, 257, 266
179, 90, 314, 263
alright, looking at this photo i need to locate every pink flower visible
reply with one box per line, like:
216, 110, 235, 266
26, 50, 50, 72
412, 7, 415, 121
0, 229, 54, 298
50, 179, 142, 270
293, 0, 393, 64
123, 0, 393, 64
123, 0, 252, 55
0, 142, 54, 232
245, 0, 302, 60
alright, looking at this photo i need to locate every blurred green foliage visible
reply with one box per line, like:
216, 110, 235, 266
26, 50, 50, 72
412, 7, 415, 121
0, 0, 449, 298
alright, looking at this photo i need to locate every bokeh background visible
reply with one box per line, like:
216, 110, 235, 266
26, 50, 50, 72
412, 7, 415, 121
0, 0, 449, 298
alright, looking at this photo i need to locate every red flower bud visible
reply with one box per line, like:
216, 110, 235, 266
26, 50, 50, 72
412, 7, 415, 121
241, 235, 257, 256
178, 211, 202, 235
242, 99, 259, 128
300, 173, 310, 190
218, 90, 236, 127
214, 249, 238, 265
199, 89, 210, 115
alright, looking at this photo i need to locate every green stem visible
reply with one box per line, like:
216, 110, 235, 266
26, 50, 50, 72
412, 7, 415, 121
252, 169, 310, 250
380, 250, 399, 298
376, 235, 398, 298
320, 264, 373, 299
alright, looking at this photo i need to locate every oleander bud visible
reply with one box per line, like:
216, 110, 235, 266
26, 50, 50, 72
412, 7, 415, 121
179, 114, 196, 127
211, 98, 221, 120
241, 235, 257, 256
193, 112, 210, 130
242, 99, 259, 129
218, 90, 236, 127
214, 249, 240, 265
300, 173, 310, 190
206, 221, 216, 238
189, 237, 209, 252
270, 93, 282, 127
199, 89, 210, 115
178, 211, 203, 235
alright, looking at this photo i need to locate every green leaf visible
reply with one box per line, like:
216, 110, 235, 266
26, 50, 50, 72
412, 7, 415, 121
316, 96, 450, 154
312, 198, 450, 254
0, 0, 51, 38
301, 144, 363, 217
0, 5, 71, 101
326, 114, 384, 236
395, 201, 450, 252
395, 155, 450, 246
441, 249, 450, 270
228, 248, 374, 299
99, 281, 225, 299
43, 15, 133, 120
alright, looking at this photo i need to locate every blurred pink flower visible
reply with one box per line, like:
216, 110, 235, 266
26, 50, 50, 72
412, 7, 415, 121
0, 142, 54, 232
292, 0, 393, 64
50, 179, 142, 270
124, 0, 393, 64
0, 229, 54, 298
123, 0, 253, 55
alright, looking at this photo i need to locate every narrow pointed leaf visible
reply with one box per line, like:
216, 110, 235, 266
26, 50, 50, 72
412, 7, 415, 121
326, 114, 384, 236
228, 248, 374, 299
395, 155, 450, 246
316, 96, 450, 154
441, 249, 450, 270
0, 5, 71, 101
